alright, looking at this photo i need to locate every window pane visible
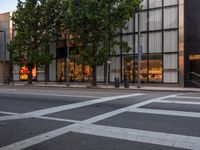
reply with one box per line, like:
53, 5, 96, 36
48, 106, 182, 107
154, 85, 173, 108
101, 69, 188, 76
134, 55, 148, 82
123, 18, 134, 33
122, 35, 133, 54
164, 7, 178, 29
164, 0, 178, 6
149, 32, 162, 53
49, 59, 56, 81
122, 56, 133, 81
135, 11, 147, 32
135, 33, 147, 54
97, 66, 104, 82
149, 55, 162, 82
164, 31, 178, 52
149, 0, 162, 8
110, 57, 121, 82
149, 9, 162, 31
164, 71, 178, 83
164, 54, 178, 69
142, 0, 148, 9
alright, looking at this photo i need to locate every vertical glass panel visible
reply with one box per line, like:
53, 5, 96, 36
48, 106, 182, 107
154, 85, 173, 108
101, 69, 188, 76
164, 31, 178, 52
135, 11, 147, 32
110, 57, 121, 82
134, 55, 148, 82
122, 56, 133, 81
97, 66, 104, 82
112, 37, 121, 55
142, 0, 148, 9
122, 17, 134, 33
37, 65, 45, 81
49, 59, 56, 81
57, 58, 65, 81
164, 7, 178, 29
13, 65, 19, 81
122, 35, 133, 54
149, 55, 162, 82
149, 9, 162, 31
74, 62, 83, 81
164, 54, 178, 69
164, 0, 178, 6
149, 32, 162, 53
49, 42, 56, 58
149, 0, 162, 8
135, 33, 147, 54
164, 71, 178, 83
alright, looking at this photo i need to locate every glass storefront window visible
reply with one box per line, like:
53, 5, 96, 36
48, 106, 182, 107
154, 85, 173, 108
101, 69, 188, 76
20, 65, 36, 81
134, 55, 148, 82
122, 56, 133, 81
57, 59, 65, 81
149, 55, 162, 82
68, 59, 91, 81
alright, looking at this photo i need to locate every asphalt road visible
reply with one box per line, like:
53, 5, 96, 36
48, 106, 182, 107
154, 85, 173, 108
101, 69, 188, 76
0, 86, 200, 150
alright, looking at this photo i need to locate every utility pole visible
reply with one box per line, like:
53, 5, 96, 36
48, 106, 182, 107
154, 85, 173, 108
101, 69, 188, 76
137, 10, 141, 89
0, 30, 6, 84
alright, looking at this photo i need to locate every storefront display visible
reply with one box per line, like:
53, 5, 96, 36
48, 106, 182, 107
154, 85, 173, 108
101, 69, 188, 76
20, 65, 36, 80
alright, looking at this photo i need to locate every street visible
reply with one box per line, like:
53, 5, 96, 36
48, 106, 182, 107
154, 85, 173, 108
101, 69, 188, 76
0, 86, 200, 150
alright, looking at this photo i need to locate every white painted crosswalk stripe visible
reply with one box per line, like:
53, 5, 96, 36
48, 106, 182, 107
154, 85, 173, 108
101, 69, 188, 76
72, 124, 200, 150
175, 96, 200, 99
1, 94, 185, 150
128, 108, 200, 118
156, 99, 200, 105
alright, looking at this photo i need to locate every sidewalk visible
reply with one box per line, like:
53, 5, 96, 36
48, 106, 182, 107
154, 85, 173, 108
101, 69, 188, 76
1, 81, 199, 92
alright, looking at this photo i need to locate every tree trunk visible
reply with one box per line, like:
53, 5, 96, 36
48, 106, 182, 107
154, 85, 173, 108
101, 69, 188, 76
91, 64, 97, 86
27, 64, 33, 84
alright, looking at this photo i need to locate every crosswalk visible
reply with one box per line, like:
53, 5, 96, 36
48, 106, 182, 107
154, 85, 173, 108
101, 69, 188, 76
0, 91, 200, 150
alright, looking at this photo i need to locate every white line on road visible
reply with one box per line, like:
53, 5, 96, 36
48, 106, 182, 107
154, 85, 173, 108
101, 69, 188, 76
23, 93, 144, 117
175, 96, 200, 99
83, 94, 181, 124
0, 91, 103, 99
156, 99, 200, 105
37, 116, 81, 123
128, 108, 200, 118
72, 124, 200, 150
0, 111, 18, 115
0, 94, 184, 150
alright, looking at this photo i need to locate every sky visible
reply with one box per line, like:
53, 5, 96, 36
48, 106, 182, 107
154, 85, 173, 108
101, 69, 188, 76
0, 0, 18, 13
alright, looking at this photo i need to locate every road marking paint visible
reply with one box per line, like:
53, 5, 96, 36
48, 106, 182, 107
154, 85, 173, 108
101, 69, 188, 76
72, 124, 200, 150
0, 115, 30, 122
128, 108, 200, 118
156, 100, 200, 105
1, 93, 188, 150
83, 94, 181, 124
0, 111, 18, 115
23, 93, 144, 116
0, 91, 103, 99
37, 116, 81, 123
175, 96, 200, 99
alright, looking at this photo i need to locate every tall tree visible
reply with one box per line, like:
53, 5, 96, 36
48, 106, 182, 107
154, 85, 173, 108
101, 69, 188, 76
9, 0, 53, 84
63, 0, 140, 86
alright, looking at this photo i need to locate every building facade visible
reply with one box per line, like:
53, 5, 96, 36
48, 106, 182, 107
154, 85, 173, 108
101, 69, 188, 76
0, 12, 13, 83
1, 0, 199, 86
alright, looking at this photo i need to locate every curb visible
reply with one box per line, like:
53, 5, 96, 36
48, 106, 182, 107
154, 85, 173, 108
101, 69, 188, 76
1, 83, 199, 93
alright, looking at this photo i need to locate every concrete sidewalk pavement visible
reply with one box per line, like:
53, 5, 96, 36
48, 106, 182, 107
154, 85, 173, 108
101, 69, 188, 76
0, 81, 199, 92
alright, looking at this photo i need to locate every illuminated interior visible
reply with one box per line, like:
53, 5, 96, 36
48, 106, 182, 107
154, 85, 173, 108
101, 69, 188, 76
20, 65, 36, 80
